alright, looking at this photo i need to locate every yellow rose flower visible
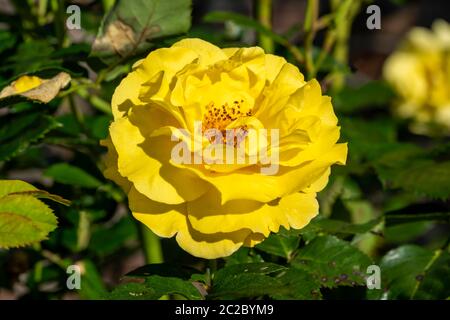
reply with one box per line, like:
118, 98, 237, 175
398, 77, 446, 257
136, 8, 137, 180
384, 20, 450, 134
102, 38, 347, 259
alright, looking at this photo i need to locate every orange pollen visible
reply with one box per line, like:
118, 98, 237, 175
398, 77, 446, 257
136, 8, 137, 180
202, 100, 251, 145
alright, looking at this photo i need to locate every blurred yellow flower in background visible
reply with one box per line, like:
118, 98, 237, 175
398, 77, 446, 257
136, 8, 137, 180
384, 20, 450, 134
102, 38, 346, 259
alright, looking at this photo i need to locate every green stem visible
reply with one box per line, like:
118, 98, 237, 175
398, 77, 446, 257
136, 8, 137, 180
207, 259, 218, 287
77, 88, 112, 115
102, 0, 115, 12
410, 249, 442, 299
41, 249, 70, 269
38, 0, 48, 25
68, 94, 88, 133
140, 229, 168, 300
209, 259, 217, 274
33, 244, 70, 270
330, 0, 362, 91
140, 225, 164, 264
51, 0, 66, 48
313, 29, 336, 77
304, 0, 319, 79
256, 0, 274, 53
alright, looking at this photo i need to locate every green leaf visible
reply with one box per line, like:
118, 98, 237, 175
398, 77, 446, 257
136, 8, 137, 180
414, 249, 450, 299
91, 0, 192, 61
370, 245, 450, 299
371, 143, 426, 184
146, 276, 204, 300
126, 263, 199, 280
340, 117, 397, 164
0, 30, 16, 54
210, 262, 322, 300
215, 262, 286, 278
0, 180, 70, 205
384, 221, 435, 244
0, 112, 60, 162
89, 216, 138, 256
333, 81, 395, 113
0, 198, 55, 248
0, 178, 70, 206
382, 160, 450, 199
272, 268, 322, 300
292, 235, 372, 288
108, 282, 159, 300
78, 260, 108, 299
210, 263, 287, 299
341, 179, 383, 258
385, 212, 450, 226
0, 179, 37, 197
369, 141, 450, 199
0, 196, 56, 248
211, 273, 286, 299
109, 275, 203, 300
86, 115, 112, 139
0, 180, 68, 249
119, 263, 205, 300
9, 190, 70, 207
44, 163, 102, 189
55, 113, 112, 138
295, 216, 382, 235
4, 40, 60, 74
256, 232, 300, 259
224, 247, 264, 266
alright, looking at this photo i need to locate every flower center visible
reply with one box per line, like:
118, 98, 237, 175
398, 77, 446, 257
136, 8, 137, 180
202, 99, 252, 145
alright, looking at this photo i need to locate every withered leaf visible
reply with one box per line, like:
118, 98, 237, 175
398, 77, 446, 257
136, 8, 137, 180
0, 72, 71, 107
